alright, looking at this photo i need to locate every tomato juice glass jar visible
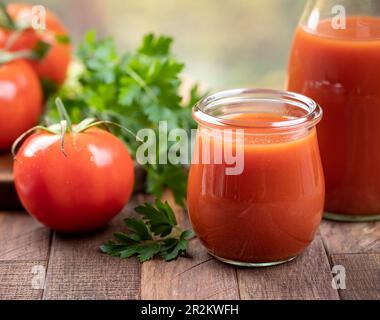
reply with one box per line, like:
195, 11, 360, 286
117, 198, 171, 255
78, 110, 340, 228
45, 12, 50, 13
187, 89, 325, 267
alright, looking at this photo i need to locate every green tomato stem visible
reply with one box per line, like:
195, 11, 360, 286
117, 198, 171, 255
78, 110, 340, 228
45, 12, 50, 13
11, 125, 57, 159
0, 2, 16, 30
12, 99, 140, 159
55, 98, 73, 132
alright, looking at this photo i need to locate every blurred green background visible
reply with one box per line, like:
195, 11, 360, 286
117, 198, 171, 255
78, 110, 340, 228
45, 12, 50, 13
6, 0, 305, 90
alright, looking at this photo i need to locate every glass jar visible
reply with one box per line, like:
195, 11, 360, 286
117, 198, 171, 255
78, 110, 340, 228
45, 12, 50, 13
287, 0, 380, 221
187, 89, 324, 267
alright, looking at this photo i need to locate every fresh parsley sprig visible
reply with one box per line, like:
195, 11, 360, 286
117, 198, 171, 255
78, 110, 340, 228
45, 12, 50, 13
46, 31, 204, 205
100, 199, 194, 262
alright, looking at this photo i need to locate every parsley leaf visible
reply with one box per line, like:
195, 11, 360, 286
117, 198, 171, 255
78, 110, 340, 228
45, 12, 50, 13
100, 199, 194, 263
160, 230, 194, 261
136, 243, 161, 262
138, 33, 173, 57
45, 31, 205, 205
125, 218, 152, 241
135, 199, 177, 237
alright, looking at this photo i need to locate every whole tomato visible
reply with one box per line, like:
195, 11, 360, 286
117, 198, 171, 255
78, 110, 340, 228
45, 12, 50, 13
0, 59, 42, 150
0, 3, 71, 86
13, 121, 135, 232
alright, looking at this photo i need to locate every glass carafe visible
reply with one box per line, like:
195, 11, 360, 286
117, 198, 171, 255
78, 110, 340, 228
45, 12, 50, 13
287, 0, 380, 221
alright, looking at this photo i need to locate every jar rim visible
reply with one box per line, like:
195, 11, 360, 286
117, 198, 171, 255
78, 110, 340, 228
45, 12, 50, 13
193, 88, 323, 130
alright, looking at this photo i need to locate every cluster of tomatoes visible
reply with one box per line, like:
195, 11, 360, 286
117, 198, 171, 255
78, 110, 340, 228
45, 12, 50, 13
0, 3, 71, 150
0, 4, 135, 233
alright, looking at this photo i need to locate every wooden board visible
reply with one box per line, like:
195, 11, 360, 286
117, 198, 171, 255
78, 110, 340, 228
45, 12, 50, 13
0, 154, 13, 183
0, 211, 51, 300
237, 236, 340, 300
0, 192, 379, 300
320, 220, 380, 254
42, 200, 140, 300
331, 254, 380, 300
0, 154, 22, 210
140, 192, 240, 300
0, 212, 51, 261
0, 261, 46, 300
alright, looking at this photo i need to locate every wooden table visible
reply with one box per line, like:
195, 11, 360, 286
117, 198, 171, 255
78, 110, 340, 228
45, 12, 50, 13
0, 155, 379, 300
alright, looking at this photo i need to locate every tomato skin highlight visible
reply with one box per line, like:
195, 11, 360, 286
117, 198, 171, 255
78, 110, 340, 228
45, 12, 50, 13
0, 60, 43, 150
0, 3, 71, 85
13, 128, 135, 232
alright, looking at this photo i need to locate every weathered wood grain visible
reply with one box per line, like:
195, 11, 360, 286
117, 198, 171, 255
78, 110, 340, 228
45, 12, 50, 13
140, 191, 240, 300
237, 236, 340, 300
42, 201, 140, 300
0, 154, 13, 183
1, 190, 379, 300
0, 212, 51, 261
0, 261, 46, 300
321, 220, 380, 254
331, 254, 380, 300
0, 154, 22, 210
0, 209, 50, 300
141, 238, 240, 300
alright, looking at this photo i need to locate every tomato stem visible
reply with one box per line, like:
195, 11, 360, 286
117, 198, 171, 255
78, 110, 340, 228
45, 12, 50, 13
5, 28, 25, 50
60, 120, 68, 157
54, 98, 74, 157
0, 41, 51, 65
11, 126, 56, 159
11, 99, 141, 159
81, 120, 143, 142
0, 50, 32, 64
55, 98, 73, 132
0, 2, 16, 30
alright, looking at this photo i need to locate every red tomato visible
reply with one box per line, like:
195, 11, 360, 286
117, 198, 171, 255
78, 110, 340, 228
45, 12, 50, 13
0, 3, 71, 85
13, 128, 135, 232
0, 59, 42, 150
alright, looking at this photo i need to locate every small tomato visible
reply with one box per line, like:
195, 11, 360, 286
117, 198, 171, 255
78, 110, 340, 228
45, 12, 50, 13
0, 59, 43, 150
0, 3, 71, 86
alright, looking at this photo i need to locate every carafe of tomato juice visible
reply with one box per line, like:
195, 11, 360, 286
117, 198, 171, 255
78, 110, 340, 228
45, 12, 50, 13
287, 0, 380, 221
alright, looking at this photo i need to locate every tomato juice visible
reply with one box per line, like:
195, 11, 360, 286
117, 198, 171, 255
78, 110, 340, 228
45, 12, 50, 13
288, 17, 380, 219
187, 89, 324, 266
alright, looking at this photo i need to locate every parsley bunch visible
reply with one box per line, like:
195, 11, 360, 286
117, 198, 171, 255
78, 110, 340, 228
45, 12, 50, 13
46, 31, 203, 205
100, 199, 194, 262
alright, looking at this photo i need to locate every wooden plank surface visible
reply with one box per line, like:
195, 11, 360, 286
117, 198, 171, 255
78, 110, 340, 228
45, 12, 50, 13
0, 154, 22, 210
0, 261, 46, 300
331, 254, 380, 300
320, 220, 380, 254
0, 211, 51, 300
0, 190, 379, 300
0, 154, 13, 183
141, 238, 240, 300
42, 201, 140, 300
0, 212, 51, 261
140, 192, 240, 300
237, 235, 340, 300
